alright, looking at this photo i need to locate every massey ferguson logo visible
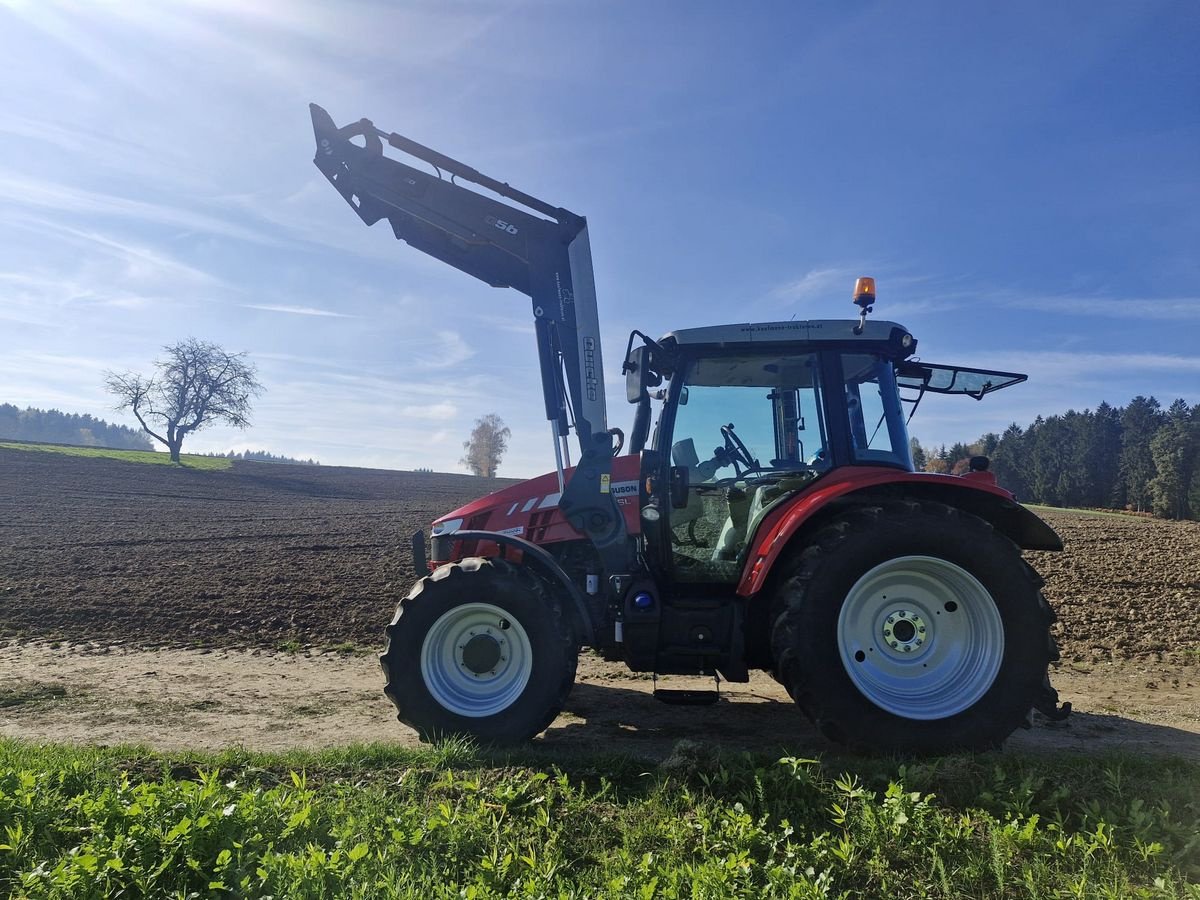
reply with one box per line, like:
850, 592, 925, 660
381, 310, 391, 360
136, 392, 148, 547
610, 480, 639, 498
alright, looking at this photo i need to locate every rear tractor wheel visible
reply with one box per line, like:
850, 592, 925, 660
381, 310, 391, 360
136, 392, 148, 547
380, 557, 578, 744
771, 501, 1062, 753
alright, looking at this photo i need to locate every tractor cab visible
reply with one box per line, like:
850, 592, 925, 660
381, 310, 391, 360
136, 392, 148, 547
624, 316, 1026, 586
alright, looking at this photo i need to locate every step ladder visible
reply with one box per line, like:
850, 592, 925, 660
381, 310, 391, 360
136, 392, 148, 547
652, 672, 721, 706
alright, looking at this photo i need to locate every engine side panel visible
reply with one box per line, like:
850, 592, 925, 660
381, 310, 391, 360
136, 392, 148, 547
432, 454, 643, 550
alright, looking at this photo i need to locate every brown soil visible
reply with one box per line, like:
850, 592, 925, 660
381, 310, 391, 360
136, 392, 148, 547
1, 448, 1198, 757
0, 449, 513, 649
1026, 510, 1200, 662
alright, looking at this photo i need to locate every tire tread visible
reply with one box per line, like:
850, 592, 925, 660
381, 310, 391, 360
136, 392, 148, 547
380, 557, 577, 744
770, 500, 1059, 753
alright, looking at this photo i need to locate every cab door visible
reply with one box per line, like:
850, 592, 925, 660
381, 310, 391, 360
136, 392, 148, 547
657, 351, 829, 583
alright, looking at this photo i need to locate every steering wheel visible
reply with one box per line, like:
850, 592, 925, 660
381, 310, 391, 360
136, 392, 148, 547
719, 423, 760, 478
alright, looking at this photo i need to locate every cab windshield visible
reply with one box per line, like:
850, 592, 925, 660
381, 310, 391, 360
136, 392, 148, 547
669, 352, 828, 484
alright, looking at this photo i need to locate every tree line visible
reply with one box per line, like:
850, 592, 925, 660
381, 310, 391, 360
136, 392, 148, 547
199, 449, 319, 466
0, 404, 153, 450
913, 396, 1200, 520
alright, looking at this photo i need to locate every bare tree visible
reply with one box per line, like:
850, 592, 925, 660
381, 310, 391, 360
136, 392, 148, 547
105, 338, 263, 463
460, 413, 511, 478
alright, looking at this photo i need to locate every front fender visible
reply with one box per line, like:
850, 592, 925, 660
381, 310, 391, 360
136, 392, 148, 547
429, 528, 596, 646
737, 468, 1062, 597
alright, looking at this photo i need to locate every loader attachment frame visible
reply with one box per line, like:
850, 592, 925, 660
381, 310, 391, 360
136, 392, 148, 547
310, 104, 627, 574
311, 104, 607, 445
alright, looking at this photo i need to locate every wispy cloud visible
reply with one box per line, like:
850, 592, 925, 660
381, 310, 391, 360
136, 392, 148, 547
0, 171, 286, 248
1, 2, 154, 93
878, 281, 1200, 322
253, 356, 492, 406
476, 313, 537, 336
768, 267, 855, 306
242, 303, 354, 318
906, 344, 1200, 449
1001, 350, 1200, 378
0, 349, 122, 416
415, 330, 474, 369
400, 402, 458, 420
61, 224, 222, 288
0, 259, 181, 325
0, 113, 152, 164
1000, 294, 1200, 321
885, 297, 972, 318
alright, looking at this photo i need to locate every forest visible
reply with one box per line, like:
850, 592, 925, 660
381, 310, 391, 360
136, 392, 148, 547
915, 396, 1200, 521
0, 403, 152, 450
0, 406, 317, 465
199, 449, 320, 465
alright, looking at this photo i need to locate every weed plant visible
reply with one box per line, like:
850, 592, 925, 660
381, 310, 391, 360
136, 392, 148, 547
0, 738, 1197, 898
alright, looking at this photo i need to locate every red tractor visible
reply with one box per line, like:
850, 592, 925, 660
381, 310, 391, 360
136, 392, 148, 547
311, 105, 1070, 753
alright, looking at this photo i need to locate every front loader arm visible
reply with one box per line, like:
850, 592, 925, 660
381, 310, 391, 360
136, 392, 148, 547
311, 104, 607, 445
310, 104, 626, 568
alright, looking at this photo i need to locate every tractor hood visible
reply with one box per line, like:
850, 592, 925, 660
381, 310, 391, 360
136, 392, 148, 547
431, 454, 644, 544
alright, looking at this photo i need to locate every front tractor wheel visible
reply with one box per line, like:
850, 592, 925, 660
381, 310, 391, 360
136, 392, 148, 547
771, 502, 1058, 753
381, 557, 578, 744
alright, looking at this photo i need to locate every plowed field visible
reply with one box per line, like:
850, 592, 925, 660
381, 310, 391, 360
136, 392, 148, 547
0, 448, 511, 649
2, 447, 1198, 757
2, 448, 1198, 661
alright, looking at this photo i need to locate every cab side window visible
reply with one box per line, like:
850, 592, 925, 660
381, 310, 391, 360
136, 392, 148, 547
842, 354, 912, 468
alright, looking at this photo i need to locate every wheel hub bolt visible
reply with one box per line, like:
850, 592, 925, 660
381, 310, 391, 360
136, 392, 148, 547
882, 609, 928, 653
460, 633, 503, 674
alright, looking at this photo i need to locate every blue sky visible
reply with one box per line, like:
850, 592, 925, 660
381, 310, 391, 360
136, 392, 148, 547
1, 1, 1196, 476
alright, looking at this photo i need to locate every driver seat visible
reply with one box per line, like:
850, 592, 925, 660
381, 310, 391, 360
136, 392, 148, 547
711, 474, 816, 562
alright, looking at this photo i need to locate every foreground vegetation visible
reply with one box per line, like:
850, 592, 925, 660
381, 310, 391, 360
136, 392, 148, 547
0, 442, 231, 471
0, 740, 1196, 898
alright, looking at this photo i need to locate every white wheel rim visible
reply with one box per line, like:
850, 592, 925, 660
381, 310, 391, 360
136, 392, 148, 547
420, 602, 532, 718
837, 556, 1004, 720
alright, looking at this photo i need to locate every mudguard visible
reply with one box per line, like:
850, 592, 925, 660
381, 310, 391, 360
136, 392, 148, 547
738, 467, 1063, 596
427, 529, 596, 647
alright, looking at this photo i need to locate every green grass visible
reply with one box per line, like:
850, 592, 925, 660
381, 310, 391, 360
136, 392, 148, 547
1027, 504, 1152, 521
325, 641, 371, 656
0, 441, 231, 470
0, 739, 1197, 898
0, 684, 67, 709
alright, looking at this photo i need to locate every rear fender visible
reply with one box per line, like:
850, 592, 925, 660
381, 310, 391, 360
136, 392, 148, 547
737, 468, 1062, 597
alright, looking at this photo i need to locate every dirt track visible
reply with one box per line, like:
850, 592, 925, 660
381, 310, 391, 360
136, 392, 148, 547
2, 644, 1197, 760
2, 448, 1199, 757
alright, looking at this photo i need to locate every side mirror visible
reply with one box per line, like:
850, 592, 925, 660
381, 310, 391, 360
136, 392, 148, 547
625, 346, 649, 404
669, 465, 690, 509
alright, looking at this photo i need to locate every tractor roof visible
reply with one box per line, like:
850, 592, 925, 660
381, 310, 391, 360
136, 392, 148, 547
656, 319, 1026, 398
660, 319, 915, 355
